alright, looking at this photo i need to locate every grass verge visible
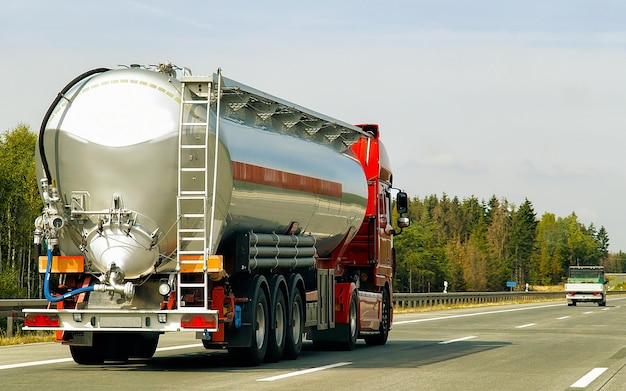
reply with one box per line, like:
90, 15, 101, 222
393, 297, 564, 314
0, 331, 56, 346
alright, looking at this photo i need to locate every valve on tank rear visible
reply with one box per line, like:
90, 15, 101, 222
100, 263, 135, 300
34, 178, 65, 249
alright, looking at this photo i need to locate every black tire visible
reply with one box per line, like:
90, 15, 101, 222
283, 289, 304, 360
229, 281, 270, 366
103, 333, 131, 362
341, 291, 358, 351
365, 289, 390, 346
129, 333, 160, 359
69, 333, 105, 365
265, 288, 287, 363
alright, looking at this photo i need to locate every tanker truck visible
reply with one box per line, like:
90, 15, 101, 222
23, 62, 410, 366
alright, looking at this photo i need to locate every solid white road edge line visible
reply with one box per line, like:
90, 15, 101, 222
439, 336, 477, 344
0, 358, 73, 370
570, 367, 608, 388
155, 343, 203, 352
0, 343, 204, 370
257, 362, 352, 381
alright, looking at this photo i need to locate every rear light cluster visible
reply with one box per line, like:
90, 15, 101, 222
24, 314, 60, 327
180, 314, 217, 329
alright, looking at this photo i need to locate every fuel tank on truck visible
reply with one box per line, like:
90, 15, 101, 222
36, 63, 369, 281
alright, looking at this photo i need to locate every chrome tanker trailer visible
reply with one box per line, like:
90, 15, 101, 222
24, 62, 409, 366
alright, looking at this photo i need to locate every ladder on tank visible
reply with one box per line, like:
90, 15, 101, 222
176, 75, 216, 310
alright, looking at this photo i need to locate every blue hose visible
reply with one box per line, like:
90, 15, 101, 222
44, 248, 95, 303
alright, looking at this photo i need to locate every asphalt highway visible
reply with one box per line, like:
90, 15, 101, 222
3, 297, 626, 390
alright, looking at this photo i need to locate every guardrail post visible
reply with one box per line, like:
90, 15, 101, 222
7, 313, 14, 338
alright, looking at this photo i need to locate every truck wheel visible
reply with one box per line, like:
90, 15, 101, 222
365, 289, 390, 346
283, 289, 304, 360
129, 332, 160, 359
103, 333, 131, 362
341, 291, 358, 351
229, 281, 270, 366
265, 289, 287, 363
69, 333, 105, 365
249, 286, 269, 364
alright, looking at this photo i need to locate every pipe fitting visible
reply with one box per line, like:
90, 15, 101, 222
106, 265, 135, 300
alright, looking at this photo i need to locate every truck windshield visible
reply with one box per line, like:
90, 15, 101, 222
568, 269, 604, 282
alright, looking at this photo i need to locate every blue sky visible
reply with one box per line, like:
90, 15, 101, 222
3, 1, 626, 251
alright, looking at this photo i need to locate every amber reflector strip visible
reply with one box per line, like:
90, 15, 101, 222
232, 161, 342, 198
38, 255, 85, 273
179, 255, 223, 273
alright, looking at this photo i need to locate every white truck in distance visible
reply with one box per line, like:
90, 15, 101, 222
565, 266, 607, 306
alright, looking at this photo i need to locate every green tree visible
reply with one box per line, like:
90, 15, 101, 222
532, 213, 566, 285
393, 193, 610, 293
0, 124, 41, 298
606, 251, 626, 273
394, 197, 447, 292
485, 197, 512, 290
0, 268, 27, 298
509, 199, 537, 286
561, 213, 599, 267
596, 225, 609, 262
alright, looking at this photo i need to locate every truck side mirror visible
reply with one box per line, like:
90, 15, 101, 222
393, 191, 410, 235
396, 191, 408, 214
397, 216, 410, 228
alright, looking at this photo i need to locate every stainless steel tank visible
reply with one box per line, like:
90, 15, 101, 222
36, 65, 368, 280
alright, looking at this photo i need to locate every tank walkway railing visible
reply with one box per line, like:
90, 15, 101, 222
393, 290, 626, 310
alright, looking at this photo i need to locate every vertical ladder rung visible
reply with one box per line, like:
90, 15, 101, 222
181, 213, 204, 218
182, 100, 209, 104
181, 122, 208, 126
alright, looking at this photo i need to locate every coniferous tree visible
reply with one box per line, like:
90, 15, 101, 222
596, 226, 609, 262
509, 199, 537, 286
485, 197, 511, 289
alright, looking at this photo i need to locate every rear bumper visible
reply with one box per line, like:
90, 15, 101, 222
22, 308, 219, 332
565, 293, 604, 301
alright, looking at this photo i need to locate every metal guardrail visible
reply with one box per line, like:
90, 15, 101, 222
393, 290, 626, 309
393, 291, 566, 309
2, 291, 624, 338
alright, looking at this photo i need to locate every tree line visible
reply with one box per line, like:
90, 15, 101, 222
0, 125, 40, 299
0, 124, 622, 299
392, 193, 618, 293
